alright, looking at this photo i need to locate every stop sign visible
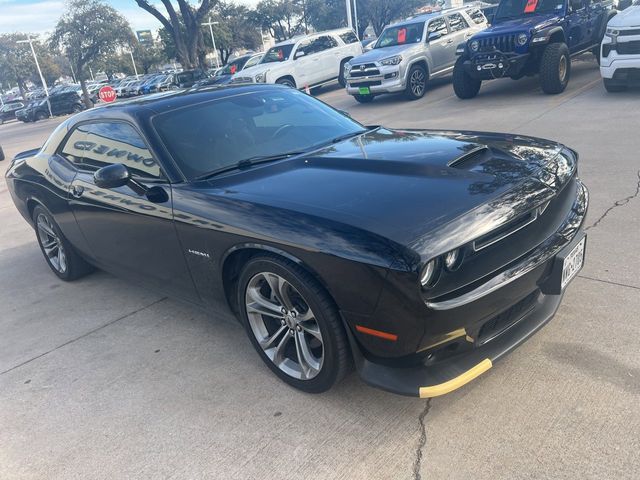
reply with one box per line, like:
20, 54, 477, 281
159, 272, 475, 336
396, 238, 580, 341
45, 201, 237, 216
98, 86, 117, 103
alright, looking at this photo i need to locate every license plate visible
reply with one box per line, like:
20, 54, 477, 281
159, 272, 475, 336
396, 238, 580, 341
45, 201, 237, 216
358, 86, 370, 95
561, 237, 585, 290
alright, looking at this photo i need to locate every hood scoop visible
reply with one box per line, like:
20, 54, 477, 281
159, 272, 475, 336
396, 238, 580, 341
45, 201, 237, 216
447, 146, 490, 169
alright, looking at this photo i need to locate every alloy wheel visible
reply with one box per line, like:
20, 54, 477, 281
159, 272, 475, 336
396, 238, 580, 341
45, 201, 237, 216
559, 56, 567, 83
36, 213, 67, 274
245, 272, 324, 380
410, 69, 426, 97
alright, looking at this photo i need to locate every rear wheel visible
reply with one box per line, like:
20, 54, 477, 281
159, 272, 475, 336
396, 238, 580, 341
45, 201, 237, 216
354, 94, 374, 103
540, 42, 570, 94
405, 64, 428, 100
603, 78, 626, 92
238, 255, 350, 393
453, 57, 481, 99
33, 205, 94, 281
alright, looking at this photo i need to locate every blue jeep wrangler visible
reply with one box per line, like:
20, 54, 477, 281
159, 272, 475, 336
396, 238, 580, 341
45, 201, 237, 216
453, 0, 617, 97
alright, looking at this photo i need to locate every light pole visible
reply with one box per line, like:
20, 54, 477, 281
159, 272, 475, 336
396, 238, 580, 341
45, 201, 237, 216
129, 50, 139, 80
353, 0, 359, 37
16, 36, 52, 118
202, 18, 220, 68
345, 0, 353, 29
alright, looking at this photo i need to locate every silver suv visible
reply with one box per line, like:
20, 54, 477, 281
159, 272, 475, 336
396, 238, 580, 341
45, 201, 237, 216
344, 7, 487, 102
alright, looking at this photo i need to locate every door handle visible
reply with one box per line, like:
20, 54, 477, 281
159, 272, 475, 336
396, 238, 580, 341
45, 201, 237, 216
70, 185, 84, 198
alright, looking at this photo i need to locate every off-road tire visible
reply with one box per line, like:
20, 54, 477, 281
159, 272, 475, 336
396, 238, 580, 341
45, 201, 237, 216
540, 42, 571, 94
237, 255, 351, 393
453, 57, 481, 99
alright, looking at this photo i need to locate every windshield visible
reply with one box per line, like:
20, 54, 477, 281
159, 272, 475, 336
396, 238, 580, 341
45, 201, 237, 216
154, 89, 366, 180
375, 22, 425, 48
261, 44, 294, 63
495, 0, 563, 21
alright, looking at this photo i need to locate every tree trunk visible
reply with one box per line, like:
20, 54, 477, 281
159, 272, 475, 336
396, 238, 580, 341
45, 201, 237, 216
79, 78, 93, 109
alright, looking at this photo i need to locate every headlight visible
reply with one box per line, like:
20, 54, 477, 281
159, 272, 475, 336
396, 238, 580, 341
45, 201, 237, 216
379, 55, 402, 66
344, 63, 352, 73
420, 259, 438, 288
254, 72, 268, 83
470, 40, 479, 52
443, 249, 462, 271
517, 33, 528, 46
606, 28, 619, 36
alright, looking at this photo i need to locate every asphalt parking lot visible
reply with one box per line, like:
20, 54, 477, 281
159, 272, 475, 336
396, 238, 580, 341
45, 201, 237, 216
1, 57, 639, 479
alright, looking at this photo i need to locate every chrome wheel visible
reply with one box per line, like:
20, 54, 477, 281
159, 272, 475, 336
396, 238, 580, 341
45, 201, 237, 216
410, 68, 426, 97
36, 213, 67, 274
245, 272, 324, 380
559, 56, 567, 83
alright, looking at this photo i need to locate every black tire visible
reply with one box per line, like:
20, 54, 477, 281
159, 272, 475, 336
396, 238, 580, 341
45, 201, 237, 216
237, 255, 350, 393
32, 205, 94, 281
592, 45, 601, 65
405, 63, 428, 100
603, 78, 626, 92
540, 42, 570, 94
453, 57, 481, 99
338, 59, 349, 87
276, 77, 296, 89
35, 110, 48, 121
354, 94, 374, 103
72, 104, 82, 113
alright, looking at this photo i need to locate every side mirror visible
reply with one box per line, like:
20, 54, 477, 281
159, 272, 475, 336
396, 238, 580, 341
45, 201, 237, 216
94, 163, 130, 189
428, 31, 443, 42
0, 145, 5, 162
294, 50, 306, 59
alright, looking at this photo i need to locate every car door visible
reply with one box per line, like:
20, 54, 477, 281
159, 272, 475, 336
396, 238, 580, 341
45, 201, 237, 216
66, 120, 199, 302
566, 0, 590, 50
446, 12, 472, 68
304, 36, 339, 85
292, 38, 316, 87
426, 16, 452, 72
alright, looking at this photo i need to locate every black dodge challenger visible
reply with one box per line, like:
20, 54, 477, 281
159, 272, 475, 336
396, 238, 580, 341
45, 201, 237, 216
3, 85, 588, 397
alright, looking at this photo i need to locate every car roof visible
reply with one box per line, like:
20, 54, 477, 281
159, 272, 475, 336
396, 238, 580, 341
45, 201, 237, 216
388, 6, 471, 27
69, 84, 291, 123
273, 27, 355, 46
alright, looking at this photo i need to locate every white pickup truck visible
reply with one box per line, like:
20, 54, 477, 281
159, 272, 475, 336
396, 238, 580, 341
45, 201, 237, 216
231, 28, 363, 90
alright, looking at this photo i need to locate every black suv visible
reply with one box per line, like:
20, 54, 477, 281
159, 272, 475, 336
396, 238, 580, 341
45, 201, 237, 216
16, 91, 84, 122
0, 101, 26, 124
454, 0, 616, 97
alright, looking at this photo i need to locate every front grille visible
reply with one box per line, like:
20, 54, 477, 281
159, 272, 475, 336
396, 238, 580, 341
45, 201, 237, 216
478, 34, 517, 53
616, 41, 640, 55
230, 76, 254, 84
619, 28, 640, 36
477, 291, 538, 345
349, 63, 381, 78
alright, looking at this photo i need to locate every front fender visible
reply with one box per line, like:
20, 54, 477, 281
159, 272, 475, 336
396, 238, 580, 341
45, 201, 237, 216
531, 26, 566, 46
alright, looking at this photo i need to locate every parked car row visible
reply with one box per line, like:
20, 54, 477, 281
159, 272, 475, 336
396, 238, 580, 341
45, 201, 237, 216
226, 0, 636, 100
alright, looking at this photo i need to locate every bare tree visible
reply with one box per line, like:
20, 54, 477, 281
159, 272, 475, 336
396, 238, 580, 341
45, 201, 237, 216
132, 0, 216, 69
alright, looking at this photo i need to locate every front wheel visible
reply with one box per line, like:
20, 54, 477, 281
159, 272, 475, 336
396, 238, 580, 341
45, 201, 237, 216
238, 255, 350, 393
35, 111, 48, 121
540, 42, 571, 94
33, 205, 94, 281
453, 57, 481, 99
276, 77, 296, 89
405, 64, 428, 100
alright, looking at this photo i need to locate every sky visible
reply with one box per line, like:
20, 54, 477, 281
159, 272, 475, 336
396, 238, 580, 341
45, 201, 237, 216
0, 0, 259, 35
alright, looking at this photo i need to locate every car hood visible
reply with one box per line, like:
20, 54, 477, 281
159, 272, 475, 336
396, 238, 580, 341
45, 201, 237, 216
477, 13, 561, 36
199, 128, 575, 263
349, 44, 418, 65
232, 63, 275, 79
609, 6, 640, 28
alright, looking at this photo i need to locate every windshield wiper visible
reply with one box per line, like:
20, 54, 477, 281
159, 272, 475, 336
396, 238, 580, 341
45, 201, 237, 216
193, 151, 306, 181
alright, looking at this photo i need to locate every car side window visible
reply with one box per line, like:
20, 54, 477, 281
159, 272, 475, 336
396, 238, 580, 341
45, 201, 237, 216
339, 31, 359, 44
296, 39, 312, 57
244, 55, 262, 69
427, 17, 449, 39
75, 122, 163, 180
447, 13, 469, 32
465, 8, 487, 24
308, 35, 339, 55
59, 124, 91, 164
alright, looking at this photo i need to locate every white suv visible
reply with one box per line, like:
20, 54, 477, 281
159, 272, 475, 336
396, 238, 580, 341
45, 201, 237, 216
231, 28, 363, 90
600, 2, 640, 92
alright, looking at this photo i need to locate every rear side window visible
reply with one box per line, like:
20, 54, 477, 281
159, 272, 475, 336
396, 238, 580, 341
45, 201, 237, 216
466, 8, 487, 24
427, 17, 448, 36
339, 31, 359, 44
447, 13, 469, 32
309, 35, 339, 54
68, 122, 162, 179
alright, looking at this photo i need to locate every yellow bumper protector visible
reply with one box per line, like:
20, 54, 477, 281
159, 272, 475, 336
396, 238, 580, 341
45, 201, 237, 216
418, 358, 492, 398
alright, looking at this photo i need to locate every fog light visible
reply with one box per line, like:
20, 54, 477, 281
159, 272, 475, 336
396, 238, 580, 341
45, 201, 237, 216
420, 260, 438, 287
444, 249, 462, 271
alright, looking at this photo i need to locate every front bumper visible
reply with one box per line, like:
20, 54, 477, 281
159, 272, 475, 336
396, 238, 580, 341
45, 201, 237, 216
16, 110, 34, 122
345, 64, 406, 95
349, 179, 588, 397
464, 51, 530, 80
